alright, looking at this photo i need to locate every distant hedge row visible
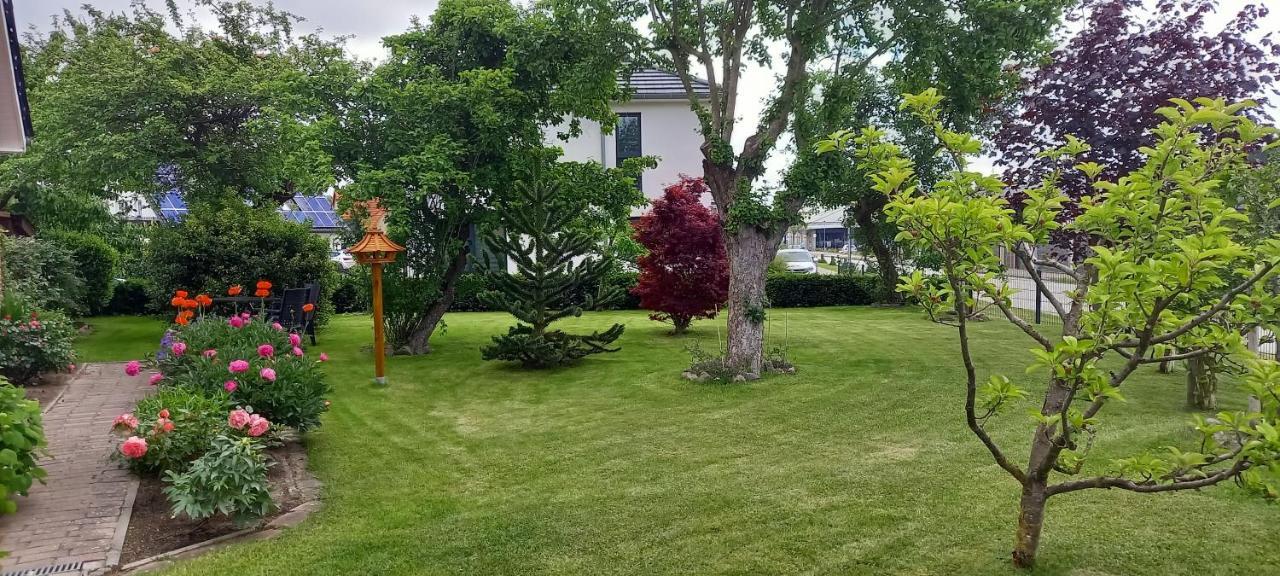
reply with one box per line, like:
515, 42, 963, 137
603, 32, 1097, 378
443, 271, 883, 312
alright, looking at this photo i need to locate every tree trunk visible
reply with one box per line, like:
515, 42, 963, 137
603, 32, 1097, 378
852, 195, 901, 304
405, 229, 472, 355
672, 315, 691, 334
723, 226, 773, 376
1186, 356, 1217, 411
1012, 479, 1048, 568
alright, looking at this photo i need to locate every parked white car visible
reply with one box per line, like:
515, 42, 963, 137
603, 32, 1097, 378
330, 249, 356, 270
776, 248, 817, 274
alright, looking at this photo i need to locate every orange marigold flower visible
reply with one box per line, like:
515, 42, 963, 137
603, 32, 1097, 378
228, 285, 243, 296
255, 280, 272, 291
302, 303, 315, 313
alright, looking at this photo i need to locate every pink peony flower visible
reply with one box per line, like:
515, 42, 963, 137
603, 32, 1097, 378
246, 414, 270, 437
202, 349, 217, 359
289, 333, 301, 347
257, 344, 274, 358
318, 352, 328, 362
120, 436, 148, 459
158, 409, 170, 419
271, 322, 283, 331
155, 417, 173, 434
227, 409, 251, 429
112, 413, 139, 431
292, 346, 304, 357
148, 373, 164, 386
124, 361, 141, 377
224, 380, 238, 393
260, 367, 276, 382
161, 420, 175, 433
240, 312, 251, 319
228, 316, 245, 329
228, 360, 250, 373
171, 342, 187, 356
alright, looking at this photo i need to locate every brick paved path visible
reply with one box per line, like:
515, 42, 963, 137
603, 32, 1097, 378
0, 363, 151, 573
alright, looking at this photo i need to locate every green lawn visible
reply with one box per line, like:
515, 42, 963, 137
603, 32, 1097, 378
90, 308, 1276, 575
75, 316, 169, 362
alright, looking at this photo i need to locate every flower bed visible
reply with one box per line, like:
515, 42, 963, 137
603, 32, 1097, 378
110, 284, 331, 559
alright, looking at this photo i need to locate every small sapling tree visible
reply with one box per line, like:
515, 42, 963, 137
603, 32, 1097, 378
480, 173, 625, 368
633, 177, 729, 334
820, 90, 1280, 567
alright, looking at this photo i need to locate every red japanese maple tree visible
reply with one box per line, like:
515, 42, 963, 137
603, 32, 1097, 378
632, 177, 729, 334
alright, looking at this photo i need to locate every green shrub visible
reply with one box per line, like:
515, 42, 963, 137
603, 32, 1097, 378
331, 271, 369, 313
451, 271, 640, 313
152, 314, 331, 430
142, 201, 337, 326
0, 309, 76, 384
0, 235, 84, 315
163, 433, 274, 526
114, 386, 229, 475
450, 273, 492, 312
107, 278, 154, 315
45, 231, 119, 316
764, 274, 880, 307
0, 379, 46, 515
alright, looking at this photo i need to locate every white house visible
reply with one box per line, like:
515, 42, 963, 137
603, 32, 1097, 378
543, 69, 711, 214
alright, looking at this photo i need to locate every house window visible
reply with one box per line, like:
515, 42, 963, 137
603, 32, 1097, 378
616, 113, 641, 189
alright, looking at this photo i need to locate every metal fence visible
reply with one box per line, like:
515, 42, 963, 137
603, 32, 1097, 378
990, 267, 1075, 328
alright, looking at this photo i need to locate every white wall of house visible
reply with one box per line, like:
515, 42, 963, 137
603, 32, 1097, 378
542, 99, 707, 214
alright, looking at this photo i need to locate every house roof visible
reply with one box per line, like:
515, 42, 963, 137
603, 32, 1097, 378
112, 191, 344, 232
626, 69, 710, 100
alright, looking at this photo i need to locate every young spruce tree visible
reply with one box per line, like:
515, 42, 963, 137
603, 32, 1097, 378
479, 175, 625, 368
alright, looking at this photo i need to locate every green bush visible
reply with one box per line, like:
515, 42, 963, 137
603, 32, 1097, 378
45, 231, 119, 316
142, 201, 337, 326
0, 309, 77, 384
163, 433, 274, 526
0, 235, 84, 315
764, 274, 880, 307
331, 271, 369, 313
451, 271, 640, 313
0, 378, 46, 516
115, 385, 229, 475
152, 313, 331, 430
107, 279, 154, 315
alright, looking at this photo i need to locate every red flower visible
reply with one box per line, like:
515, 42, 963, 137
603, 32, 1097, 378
175, 290, 189, 299
228, 285, 243, 296
195, 294, 213, 307
302, 303, 315, 313
255, 280, 272, 290
170, 296, 184, 308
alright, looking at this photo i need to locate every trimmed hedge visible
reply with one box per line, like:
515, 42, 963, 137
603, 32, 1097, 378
107, 279, 154, 315
764, 273, 881, 307
45, 231, 119, 316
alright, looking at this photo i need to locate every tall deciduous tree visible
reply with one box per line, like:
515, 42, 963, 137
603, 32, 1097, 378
341, 0, 646, 354
2, 0, 359, 228
994, 0, 1280, 258
633, 177, 729, 333
646, 0, 1068, 374
825, 90, 1280, 568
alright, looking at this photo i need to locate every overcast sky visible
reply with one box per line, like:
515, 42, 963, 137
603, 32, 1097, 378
12, 0, 1278, 184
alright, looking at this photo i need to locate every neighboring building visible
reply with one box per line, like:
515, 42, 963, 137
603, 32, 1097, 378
111, 191, 346, 249
543, 69, 711, 214
784, 207, 850, 251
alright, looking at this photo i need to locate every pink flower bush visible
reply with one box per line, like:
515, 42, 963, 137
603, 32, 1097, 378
292, 346, 304, 357
171, 342, 187, 356
258, 344, 274, 358
224, 380, 238, 393
120, 436, 148, 459
202, 349, 217, 359
156, 417, 174, 434
289, 333, 301, 347
148, 373, 164, 386
112, 413, 139, 431
228, 316, 245, 329
272, 322, 283, 331
260, 367, 276, 382
246, 415, 270, 437
228, 409, 251, 429
318, 353, 328, 362
228, 360, 250, 373
124, 361, 141, 376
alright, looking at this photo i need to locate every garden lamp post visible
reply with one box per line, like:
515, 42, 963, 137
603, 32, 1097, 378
348, 202, 404, 386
